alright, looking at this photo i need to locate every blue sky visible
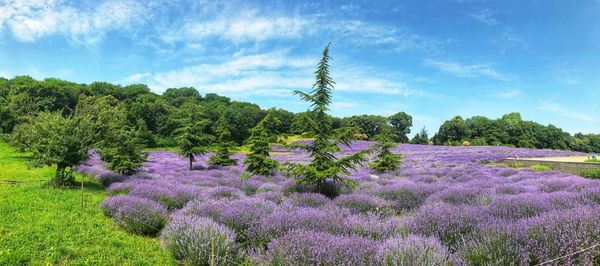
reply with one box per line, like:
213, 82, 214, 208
1, 0, 599, 135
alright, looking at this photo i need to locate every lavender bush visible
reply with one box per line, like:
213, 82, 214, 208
264, 230, 379, 266
378, 235, 457, 266
161, 214, 238, 266
78, 142, 599, 264
101, 195, 168, 235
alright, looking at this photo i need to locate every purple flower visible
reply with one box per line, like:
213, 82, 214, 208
101, 195, 168, 236
378, 235, 457, 265
283, 192, 331, 208
263, 230, 379, 266
161, 214, 238, 265
334, 193, 389, 214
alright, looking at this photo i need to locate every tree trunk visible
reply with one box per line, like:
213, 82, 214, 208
189, 155, 193, 171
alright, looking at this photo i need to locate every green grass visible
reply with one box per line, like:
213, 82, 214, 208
530, 164, 552, 172
0, 142, 174, 265
581, 169, 600, 179
585, 158, 600, 163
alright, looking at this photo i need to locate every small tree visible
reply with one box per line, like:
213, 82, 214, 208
209, 113, 237, 166
370, 134, 403, 172
12, 112, 95, 186
410, 127, 429, 144
244, 112, 280, 175
98, 128, 148, 175
284, 43, 370, 193
173, 102, 214, 170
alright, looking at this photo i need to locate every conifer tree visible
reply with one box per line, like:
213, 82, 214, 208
209, 113, 237, 166
284, 43, 371, 193
174, 102, 213, 170
370, 133, 403, 172
244, 112, 280, 175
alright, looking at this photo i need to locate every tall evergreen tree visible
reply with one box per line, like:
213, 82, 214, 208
284, 43, 371, 193
244, 112, 280, 175
209, 113, 237, 166
174, 103, 213, 170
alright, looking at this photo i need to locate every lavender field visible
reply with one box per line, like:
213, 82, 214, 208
76, 142, 600, 265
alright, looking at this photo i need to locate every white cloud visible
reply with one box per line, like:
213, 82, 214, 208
331, 20, 442, 53
125, 50, 431, 98
0, 0, 148, 44
124, 72, 151, 83
424, 59, 511, 81
494, 89, 522, 99
159, 10, 312, 44
469, 9, 497, 26
537, 102, 596, 122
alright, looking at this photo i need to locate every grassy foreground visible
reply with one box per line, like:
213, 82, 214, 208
0, 142, 174, 265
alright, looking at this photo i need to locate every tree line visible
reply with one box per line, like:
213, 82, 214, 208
432, 113, 600, 153
0, 44, 405, 191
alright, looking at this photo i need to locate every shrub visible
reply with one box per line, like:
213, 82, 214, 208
530, 164, 552, 172
516, 206, 600, 265
264, 230, 379, 266
378, 235, 456, 266
284, 192, 331, 208
247, 206, 349, 247
129, 183, 200, 210
334, 193, 388, 214
374, 182, 437, 213
580, 169, 600, 179
161, 215, 238, 266
460, 225, 524, 265
344, 214, 404, 240
101, 195, 168, 235
200, 186, 245, 201
95, 171, 127, 186
409, 203, 484, 248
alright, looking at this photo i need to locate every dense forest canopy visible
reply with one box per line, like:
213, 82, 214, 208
0, 75, 598, 153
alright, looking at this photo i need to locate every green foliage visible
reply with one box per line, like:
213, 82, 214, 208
0, 142, 173, 264
411, 127, 429, 144
98, 129, 148, 176
173, 102, 214, 170
342, 114, 391, 139
580, 169, 600, 179
530, 164, 552, 172
370, 135, 403, 172
284, 44, 371, 190
244, 112, 280, 175
209, 114, 237, 166
434, 112, 594, 152
433, 116, 467, 145
11, 112, 95, 185
584, 158, 599, 163
11, 95, 148, 185
389, 112, 413, 143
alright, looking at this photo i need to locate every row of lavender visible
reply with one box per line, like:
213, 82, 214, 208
76, 143, 599, 265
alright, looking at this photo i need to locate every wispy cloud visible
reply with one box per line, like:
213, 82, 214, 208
331, 20, 443, 54
0, 0, 148, 44
494, 89, 523, 99
493, 27, 528, 52
469, 9, 497, 26
124, 50, 432, 98
537, 102, 596, 122
424, 59, 511, 81
159, 10, 312, 45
